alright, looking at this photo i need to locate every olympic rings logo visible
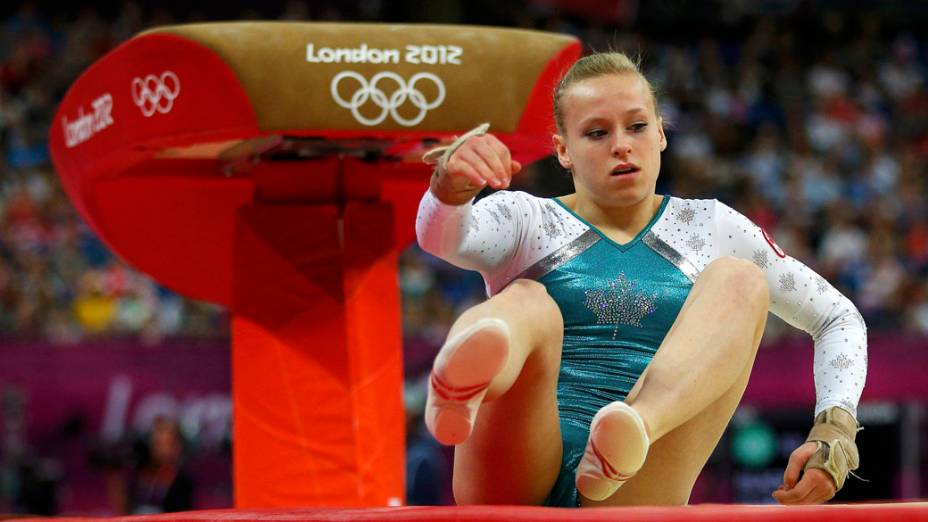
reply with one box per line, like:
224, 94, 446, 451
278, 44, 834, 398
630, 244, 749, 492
131, 71, 181, 117
330, 71, 446, 127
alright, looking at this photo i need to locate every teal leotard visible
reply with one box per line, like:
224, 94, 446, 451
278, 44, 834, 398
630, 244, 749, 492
540, 197, 692, 506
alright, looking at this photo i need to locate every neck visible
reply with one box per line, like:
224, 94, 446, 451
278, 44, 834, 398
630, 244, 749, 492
567, 193, 662, 236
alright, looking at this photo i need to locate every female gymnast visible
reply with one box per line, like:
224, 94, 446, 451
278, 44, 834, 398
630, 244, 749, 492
415, 52, 866, 507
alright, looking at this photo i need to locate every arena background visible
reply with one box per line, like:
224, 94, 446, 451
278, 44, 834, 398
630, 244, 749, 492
0, 0, 926, 514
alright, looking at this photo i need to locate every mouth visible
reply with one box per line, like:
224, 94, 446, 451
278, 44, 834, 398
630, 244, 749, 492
610, 163, 640, 177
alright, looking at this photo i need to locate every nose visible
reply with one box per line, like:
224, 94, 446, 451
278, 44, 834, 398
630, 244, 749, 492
611, 135, 632, 158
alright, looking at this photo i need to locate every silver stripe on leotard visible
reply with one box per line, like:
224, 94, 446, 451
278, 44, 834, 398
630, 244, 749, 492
513, 229, 601, 282
642, 231, 701, 283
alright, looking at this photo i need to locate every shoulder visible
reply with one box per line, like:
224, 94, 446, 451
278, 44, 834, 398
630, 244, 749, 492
651, 196, 767, 269
664, 196, 737, 216
648, 196, 721, 269
661, 196, 758, 229
476, 190, 553, 210
476, 190, 577, 223
654, 196, 725, 232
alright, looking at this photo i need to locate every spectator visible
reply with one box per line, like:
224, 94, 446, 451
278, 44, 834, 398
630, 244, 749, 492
124, 417, 194, 514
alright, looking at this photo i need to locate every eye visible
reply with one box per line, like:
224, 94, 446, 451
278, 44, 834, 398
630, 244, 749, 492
584, 129, 607, 139
629, 122, 648, 132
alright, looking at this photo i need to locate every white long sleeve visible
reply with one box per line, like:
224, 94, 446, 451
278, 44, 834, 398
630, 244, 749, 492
415, 189, 588, 295
713, 201, 867, 418
648, 197, 868, 419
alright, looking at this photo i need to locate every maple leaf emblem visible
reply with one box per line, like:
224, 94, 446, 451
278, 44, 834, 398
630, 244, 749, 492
752, 249, 770, 269
778, 273, 797, 292
829, 353, 853, 370
678, 205, 696, 225
584, 274, 658, 339
686, 234, 706, 252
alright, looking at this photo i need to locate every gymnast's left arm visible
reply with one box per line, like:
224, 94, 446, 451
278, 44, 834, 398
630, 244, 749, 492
713, 201, 867, 505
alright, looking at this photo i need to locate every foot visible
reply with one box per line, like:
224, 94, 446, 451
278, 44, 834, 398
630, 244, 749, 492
575, 401, 650, 501
425, 317, 510, 445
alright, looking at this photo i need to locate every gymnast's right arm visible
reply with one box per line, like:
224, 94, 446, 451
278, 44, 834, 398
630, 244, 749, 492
415, 126, 524, 272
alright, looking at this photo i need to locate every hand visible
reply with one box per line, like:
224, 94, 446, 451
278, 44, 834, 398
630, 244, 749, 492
431, 133, 522, 204
771, 441, 837, 505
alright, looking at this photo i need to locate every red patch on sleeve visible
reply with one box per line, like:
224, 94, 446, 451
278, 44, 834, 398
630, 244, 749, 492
762, 228, 786, 258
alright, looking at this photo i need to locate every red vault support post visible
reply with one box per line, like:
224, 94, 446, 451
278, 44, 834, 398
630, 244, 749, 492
232, 203, 404, 507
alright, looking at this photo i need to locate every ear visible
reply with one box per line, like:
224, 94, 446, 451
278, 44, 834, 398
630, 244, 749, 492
553, 133, 571, 169
657, 117, 668, 152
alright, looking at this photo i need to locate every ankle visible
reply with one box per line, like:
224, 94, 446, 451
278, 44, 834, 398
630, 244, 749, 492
627, 403, 656, 443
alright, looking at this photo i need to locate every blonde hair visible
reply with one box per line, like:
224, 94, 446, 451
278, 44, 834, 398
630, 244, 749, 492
553, 52, 660, 133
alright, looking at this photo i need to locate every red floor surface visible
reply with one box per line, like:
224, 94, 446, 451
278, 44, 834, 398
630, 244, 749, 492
14, 503, 928, 522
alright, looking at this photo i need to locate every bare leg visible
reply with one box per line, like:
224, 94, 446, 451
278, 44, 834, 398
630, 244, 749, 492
433, 279, 565, 505
625, 256, 769, 441
584, 256, 769, 506
600, 354, 754, 505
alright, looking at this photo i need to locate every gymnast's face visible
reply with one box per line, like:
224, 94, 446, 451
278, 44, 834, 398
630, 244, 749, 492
553, 73, 666, 209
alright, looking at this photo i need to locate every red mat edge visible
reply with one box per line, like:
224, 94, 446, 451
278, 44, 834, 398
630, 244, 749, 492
8, 503, 928, 522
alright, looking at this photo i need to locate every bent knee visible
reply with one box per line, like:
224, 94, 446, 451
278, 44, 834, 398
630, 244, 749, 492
503, 279, 563, 330
503, 278, 548, 297
702, 257, 769, 309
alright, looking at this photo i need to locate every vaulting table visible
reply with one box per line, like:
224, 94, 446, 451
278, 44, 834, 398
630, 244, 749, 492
49, 22, 580, 507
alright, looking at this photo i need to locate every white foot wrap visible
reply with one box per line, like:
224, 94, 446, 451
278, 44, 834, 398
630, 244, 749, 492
425, 317, 510, 446
575, 401, 650, 501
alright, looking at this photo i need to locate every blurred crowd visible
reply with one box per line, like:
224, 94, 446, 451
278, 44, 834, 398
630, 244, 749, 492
0, 0, 926, 510
1, 0, 926, 343
0, 2, 231, 344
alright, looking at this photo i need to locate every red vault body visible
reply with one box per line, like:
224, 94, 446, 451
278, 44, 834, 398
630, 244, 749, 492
49, 22, 580, 507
